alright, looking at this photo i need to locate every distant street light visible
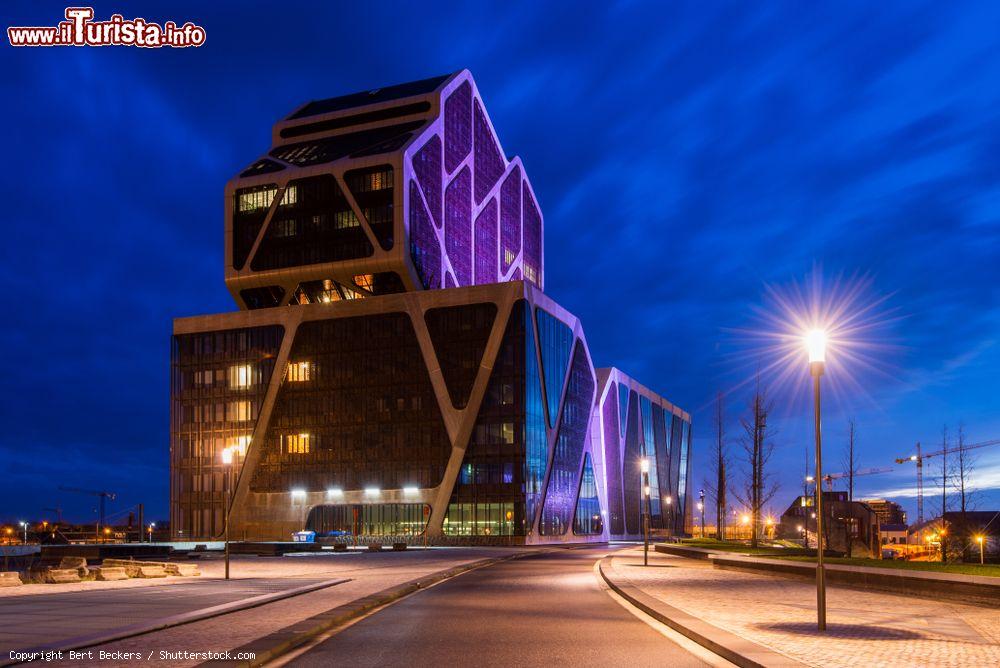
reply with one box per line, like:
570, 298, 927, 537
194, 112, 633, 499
698, 489, 705, 539
148, 522, 155, 543
976, 535, 984, 565
806, 328, 827, 631
19, 521, 27, 545
221, 446, 235, 580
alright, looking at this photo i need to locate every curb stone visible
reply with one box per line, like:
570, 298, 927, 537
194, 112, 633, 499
598, 555, 805, 668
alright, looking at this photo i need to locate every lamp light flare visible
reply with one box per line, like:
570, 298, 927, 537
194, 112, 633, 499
805, 329, 827, 363
221, 447, 234, 465
640, 457, 650, 474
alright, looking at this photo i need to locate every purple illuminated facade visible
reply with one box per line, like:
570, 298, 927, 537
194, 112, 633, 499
172, 71, 690, 544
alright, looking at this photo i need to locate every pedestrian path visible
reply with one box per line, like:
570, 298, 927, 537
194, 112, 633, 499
605, 548, 1000, 668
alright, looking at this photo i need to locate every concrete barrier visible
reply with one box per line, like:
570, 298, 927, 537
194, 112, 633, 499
0, 571, 22, 587
58, 556, 89, 578
164, 563, 200, 577
45, 568, 82, 584
102, 559, 199, 577
392, 543, 407, 551
332, 543, 349, 552
91, 566, 129, 581
367, 543, 383, 552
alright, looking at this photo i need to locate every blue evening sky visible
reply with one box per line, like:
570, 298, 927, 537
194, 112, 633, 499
1, 1, 998, 525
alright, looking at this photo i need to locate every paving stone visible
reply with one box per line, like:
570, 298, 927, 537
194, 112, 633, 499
608, 549, 1000, 668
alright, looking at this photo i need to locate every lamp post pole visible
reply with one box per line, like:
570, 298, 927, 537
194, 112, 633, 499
807, 330, 827, 631
699, 489, 705, 539
978, 536, 984, 565
666, 496, 674, 538
20, 522, 27, 545
641, 458, 650, 566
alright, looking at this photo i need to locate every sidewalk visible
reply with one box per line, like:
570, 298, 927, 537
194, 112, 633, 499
603, 548, 1000, 668
8, 547, 531, 668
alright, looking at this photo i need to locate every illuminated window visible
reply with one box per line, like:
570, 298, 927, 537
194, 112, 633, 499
340, 284, 364, 300
501, 422, 515, 445
523, 263, 538, 284
333, 210, 360, 229
238, 187, 277, 212
353, 274, 374, 291
285, 433, 311, 454
228, 364, 253, 389
286, 361, 311, 382
504, 249, 516, 267
227, 400, 252, 422
279, 185, 297, 206
349, 167, 393, 192
226, 434, 251, 456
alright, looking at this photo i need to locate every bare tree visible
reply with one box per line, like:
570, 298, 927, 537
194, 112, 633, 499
711, 392, 728, 541
955, 424, 976, 514
954, 424, 978, 557
732, 376, 779, 548
842, 419, 858, 556
939, 425, 950, 561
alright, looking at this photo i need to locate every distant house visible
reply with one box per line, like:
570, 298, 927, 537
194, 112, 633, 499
778, 491, 880, 557
880, 523, 907, 546
860, 498, 907, 526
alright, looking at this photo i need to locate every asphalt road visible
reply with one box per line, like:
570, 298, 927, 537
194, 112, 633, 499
290, 546, 709, 667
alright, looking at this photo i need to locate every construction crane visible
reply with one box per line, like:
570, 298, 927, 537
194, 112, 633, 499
58, 486, 117, 533
822, 467, 893, 491
895, 438, 1000, 524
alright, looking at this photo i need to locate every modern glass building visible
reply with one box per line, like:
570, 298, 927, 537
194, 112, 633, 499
171, 71, 691, 544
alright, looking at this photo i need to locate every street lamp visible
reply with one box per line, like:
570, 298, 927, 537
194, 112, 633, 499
221, 446, 235, 580
640, 457, 651, 565
19, 521, 27, 545
976, 535, 984, 565
806, 328, 827, 631
148, 522, 155, 543
665, 495, 674, 539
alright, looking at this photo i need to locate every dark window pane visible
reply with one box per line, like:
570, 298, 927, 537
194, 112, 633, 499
424, 303, 498, 409
345, 165, 395, 251
573, 453, 604, 535
251, 175, 373, 270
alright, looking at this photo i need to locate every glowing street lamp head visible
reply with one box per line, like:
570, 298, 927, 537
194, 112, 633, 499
805, 329, 827, 363
975, 535, 984, 544
741, 514, 750, 525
